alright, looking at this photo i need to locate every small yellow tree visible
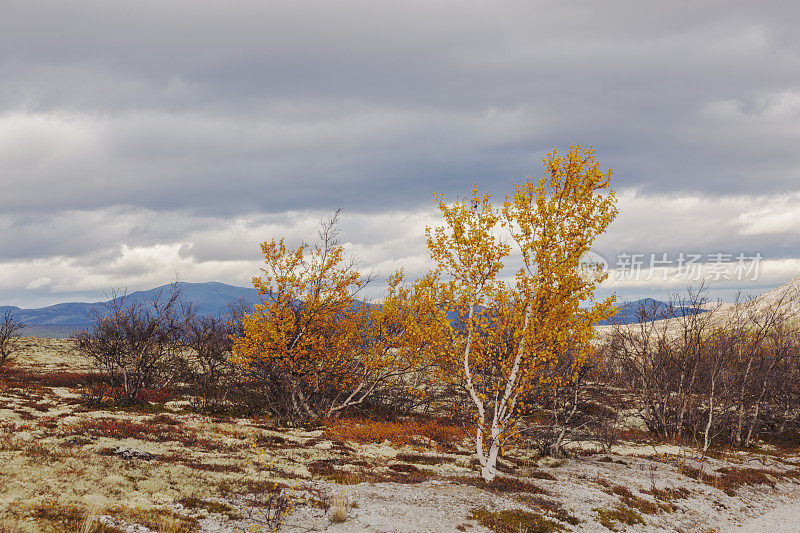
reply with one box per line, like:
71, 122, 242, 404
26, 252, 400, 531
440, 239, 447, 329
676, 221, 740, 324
232, 211, 374, 423
233, 212, 446, 423
364, 270, 455, 411
427, 146, 617, 481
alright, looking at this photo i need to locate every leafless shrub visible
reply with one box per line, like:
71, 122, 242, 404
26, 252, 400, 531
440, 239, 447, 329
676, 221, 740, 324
608, 284, 714, 441
606, 283, 800, 452
181, 308, 239, 410
73, 284, 185, 404
0, 310, 25, 367
519, 344, 595, 457
241, 484, 292, 530
595, 406, 621, 453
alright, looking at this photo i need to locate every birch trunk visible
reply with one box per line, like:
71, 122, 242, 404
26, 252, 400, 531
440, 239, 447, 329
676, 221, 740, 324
475, 302, 533, 482
703, 376, 716, 455
744, 377, 768, 448
734, 353, 753, 445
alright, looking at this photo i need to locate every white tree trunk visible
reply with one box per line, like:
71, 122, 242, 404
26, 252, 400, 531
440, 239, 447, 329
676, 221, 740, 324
462, 295, 490, 471
481, 440, 500, 482
703, 376, 716, 455
473, 303, 533, 482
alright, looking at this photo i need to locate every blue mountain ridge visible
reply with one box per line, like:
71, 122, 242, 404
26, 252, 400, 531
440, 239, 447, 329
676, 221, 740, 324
7, 282, 263, 337
597, 297, 706, 325
4, 283, 704, 337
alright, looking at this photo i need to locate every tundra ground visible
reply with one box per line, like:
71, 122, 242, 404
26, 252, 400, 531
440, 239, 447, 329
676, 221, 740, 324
1, 338, 799, 532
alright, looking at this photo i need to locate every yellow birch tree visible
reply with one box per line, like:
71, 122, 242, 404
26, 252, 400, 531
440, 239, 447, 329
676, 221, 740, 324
232, 211, 448, 423
427, 145, 618, 481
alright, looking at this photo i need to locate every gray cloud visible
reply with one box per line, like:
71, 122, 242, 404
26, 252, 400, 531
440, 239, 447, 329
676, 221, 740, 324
0, 191, 798, 307
1, 1, 800, 306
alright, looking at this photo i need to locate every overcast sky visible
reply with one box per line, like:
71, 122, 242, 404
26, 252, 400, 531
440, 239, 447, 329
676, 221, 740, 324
2, 0, 800, 307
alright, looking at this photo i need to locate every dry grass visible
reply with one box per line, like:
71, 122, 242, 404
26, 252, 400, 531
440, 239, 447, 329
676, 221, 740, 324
11, 501, 123, 533
5, 337, 800, 532
323, 416, 463, 449
470, 506, 566, 533
0, 499, 197, 533
517, 495, 581, 526
594, 504, 646, 530
161, 454, 246, 474
178, 496, 240, 519
329, 492, 350, 523
0, 376, 304, 531
113, 506, 198, 532
451, 475, 550, 495
680, 464, 794, 496
78, 505, 107, 533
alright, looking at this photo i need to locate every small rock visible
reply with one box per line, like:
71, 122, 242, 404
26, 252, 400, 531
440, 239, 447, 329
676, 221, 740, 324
112, 446, 153, 461
410, 435, 435, 447
64, 436, 93, 446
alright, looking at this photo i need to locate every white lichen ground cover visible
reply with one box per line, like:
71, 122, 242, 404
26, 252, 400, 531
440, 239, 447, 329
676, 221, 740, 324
1, 338, 799, 532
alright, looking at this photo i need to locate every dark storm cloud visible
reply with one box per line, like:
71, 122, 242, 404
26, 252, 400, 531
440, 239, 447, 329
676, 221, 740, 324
2, 1, 800, 305
2, 1, 800, 215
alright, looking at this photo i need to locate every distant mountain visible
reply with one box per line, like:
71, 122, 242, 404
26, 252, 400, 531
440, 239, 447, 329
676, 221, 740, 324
603, 274, 800, 327
11, 302, 95, 327
745, 274, 800, 318
599, 298, 707, 325
119, 281, 262, 318
6, 282, 262, 338
5, 282, 721, 338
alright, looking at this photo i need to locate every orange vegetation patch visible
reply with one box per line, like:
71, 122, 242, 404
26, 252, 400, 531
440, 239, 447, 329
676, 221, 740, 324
323, 417, 463, 449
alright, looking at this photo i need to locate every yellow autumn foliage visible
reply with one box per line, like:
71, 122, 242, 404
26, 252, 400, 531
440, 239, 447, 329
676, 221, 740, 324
426, 145, 618, 481
232, 212, 449, 423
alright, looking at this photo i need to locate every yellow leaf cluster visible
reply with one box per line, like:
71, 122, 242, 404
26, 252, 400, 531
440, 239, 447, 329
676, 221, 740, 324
426, 145, 618, 452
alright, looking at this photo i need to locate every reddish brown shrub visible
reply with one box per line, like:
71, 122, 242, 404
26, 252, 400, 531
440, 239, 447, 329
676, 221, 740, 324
394, 453, 453, 465
0, 367, 100, 391
139, 387, 175, 404
69, 418, 182, 442
682, 465, 782, 495
451, 475, 550, 494
643, 487, 690, 501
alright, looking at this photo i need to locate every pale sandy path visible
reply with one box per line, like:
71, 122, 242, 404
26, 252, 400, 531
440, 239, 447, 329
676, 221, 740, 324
732, 501, 800, 532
